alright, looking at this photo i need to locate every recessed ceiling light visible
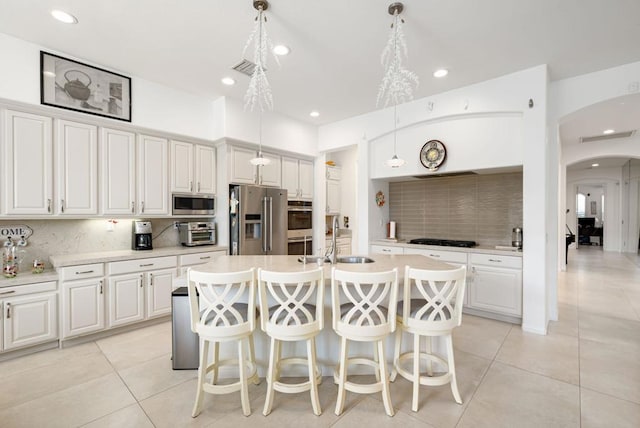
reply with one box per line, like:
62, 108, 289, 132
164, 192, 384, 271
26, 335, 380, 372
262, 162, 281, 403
221, 77, 236, 86
51, 9, 78, 24
273, 45, 290, 56
591, 163, 599, 167
603, 129, 615, 134
309, 111, 320, 118
433, 69, 448, 78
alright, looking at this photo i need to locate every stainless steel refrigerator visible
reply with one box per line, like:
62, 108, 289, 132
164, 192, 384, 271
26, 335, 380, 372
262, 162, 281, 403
229, 184, 288, 255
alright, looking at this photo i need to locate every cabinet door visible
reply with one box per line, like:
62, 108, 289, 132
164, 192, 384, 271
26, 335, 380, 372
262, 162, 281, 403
101, 128, 136, 215
469, 265, 522, 316
108, 273, 145, 328
3, 293, 57, 351
281, 156, 299, 199
170, 140, 194, 193
230, 146, 257, 184
298, 159, 314, 200
57, 120, 98, 215
195, 144, 216, 194
138, 135, 169, 215
146, 268, 175, 318
326, 179, 341, 214
3, 110, 53, 215
260, 152, 281, 187
62, 278, 105, 338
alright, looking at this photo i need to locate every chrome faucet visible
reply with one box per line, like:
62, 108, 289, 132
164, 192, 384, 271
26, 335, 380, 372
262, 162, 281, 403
328, 215, 339, 264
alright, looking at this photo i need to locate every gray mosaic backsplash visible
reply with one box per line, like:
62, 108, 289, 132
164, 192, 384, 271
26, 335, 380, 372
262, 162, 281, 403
389, 172, 523, 247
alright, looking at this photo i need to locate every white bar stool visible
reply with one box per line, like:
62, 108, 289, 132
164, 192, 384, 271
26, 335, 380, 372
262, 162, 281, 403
390, 265, 467, 412
257, 268, 324, 416
187, 268, 260, 417
331, 268, 399, 417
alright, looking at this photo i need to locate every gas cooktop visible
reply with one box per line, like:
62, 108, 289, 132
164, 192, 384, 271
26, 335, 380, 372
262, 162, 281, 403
408, 238, 477, 248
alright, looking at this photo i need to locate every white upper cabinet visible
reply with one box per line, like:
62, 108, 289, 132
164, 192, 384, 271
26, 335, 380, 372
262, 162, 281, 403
56, 120, 98, 215
230, 146, 281, 187
282, 156, 313, 200
171, 140, 216, 195
3, 110, 53, 215
101, 128, 136, 215
137, 134, 169, 215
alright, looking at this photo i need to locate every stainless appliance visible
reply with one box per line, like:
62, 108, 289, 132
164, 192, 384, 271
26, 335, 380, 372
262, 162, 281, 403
229, 184, 287, 255
172, 194, 216, 216
132, 221, 153, 250
287, 200, 313, 255
171, 287, 199, 370
512, 227, 523, 249
178, 221, 216, 247
408, 238, 477, 248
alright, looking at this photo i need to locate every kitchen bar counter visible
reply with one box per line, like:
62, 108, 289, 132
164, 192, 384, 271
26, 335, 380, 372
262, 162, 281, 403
49, 245, 229, 268
0, 270, 58, 288
370, 240, 523, 257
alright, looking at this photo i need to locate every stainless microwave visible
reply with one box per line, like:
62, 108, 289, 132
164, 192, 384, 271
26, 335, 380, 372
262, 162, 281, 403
172, 194, 216, 216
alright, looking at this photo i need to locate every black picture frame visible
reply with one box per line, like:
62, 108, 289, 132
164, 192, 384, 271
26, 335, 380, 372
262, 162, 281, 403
40, 51, 131, 122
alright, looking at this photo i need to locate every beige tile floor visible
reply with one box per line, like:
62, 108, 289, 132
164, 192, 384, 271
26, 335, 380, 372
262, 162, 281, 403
1, 246, 639, 427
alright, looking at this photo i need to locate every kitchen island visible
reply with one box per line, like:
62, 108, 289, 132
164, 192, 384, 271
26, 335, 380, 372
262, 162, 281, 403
188, 254, 456, 377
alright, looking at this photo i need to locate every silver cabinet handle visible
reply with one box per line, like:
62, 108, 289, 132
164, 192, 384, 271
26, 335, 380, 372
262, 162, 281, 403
197, 182, 201, 192
141, 201, 145, 213
150, 273, 153, 286
0, 290, 16, 295
75, 270, 94, 275
190, 181, 193, 192
269, 196, 273, 251
429, 254, 440, 258
382, 249, 391, 253
99, 280, 103, 294
139, 274, 143, 287
131, 201, 135, 213
47, 198, 52, 213
262, 196, 268, 252
488, 259, 502, 263
60, 199, 65, 213
199, 256, 211, 260
6, 303, 10, 319
254, 173, 257, 184
139, 263, 154, 267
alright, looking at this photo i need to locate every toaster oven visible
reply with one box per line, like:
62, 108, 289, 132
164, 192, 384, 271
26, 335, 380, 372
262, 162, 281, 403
178, 222, 216, 246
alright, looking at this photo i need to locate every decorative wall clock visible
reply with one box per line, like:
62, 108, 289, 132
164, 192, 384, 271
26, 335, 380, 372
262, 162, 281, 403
420, 140, 446, 171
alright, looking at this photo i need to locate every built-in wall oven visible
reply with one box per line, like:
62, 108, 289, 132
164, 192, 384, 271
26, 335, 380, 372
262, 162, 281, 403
287, 200, 313, 255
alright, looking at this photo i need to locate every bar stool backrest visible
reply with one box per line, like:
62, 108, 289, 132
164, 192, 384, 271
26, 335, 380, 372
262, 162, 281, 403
403, 266, 467, 333
188, 268, 256, 340
331, 268, 399, 340
258, 268, 324, 339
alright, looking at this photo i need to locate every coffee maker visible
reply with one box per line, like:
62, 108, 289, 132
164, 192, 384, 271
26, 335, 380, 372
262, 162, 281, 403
132, 221, 153, 250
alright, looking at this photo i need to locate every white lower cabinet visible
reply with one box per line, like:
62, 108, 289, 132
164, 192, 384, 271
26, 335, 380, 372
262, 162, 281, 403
62, 278, 105, 338
469, 253, 522, 317
0, 281, 58, 352
145, 268, 174, 318
108, 273, 145, 328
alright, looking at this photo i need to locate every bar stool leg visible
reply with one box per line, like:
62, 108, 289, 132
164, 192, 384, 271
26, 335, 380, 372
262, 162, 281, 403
425, 336, 433, 377
238, 339, 251, 416
248, 333, 260, 385
373, 341, 381, 382
211, 342, 220, 385
378, 340, 394, 417
263, 336, 278, 416
335, 336, 349, 416
446, 334, 462, 404
192, 339, 210, 417
412, 333, 420, 412
390, 326, 402, 382
307, 338, 322, 415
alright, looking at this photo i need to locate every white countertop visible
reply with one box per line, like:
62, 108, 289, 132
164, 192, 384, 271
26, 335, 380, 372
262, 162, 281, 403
49, 245, 229, 268
0, 270, 59, 288
370, 240, 523, 257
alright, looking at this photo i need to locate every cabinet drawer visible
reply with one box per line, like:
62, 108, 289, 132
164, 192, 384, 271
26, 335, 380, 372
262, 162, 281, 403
470, 253, 522, 269
179, 251, 225, 267
59, 263, 104, 281
0, 281, 57, 298
108, 256, 177, 275
404, 248, 467, 264
370, 245, 404, 255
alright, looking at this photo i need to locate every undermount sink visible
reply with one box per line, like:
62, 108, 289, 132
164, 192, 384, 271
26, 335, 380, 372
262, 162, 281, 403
297, 256, 331, 264
336, 256, 375, 264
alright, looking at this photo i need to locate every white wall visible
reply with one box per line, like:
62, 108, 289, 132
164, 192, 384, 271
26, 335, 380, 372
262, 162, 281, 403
0, 33, 218, 140
319, 65, 550, 335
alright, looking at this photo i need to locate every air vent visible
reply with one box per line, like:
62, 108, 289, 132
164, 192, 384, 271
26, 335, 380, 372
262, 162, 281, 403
231, 59, 264, 77
580, 130, 635, 143
414, 171, 477, 179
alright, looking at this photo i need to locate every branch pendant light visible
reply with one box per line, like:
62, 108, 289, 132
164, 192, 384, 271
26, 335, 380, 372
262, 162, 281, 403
377, 2, 419, 168
244, 0, 275, 166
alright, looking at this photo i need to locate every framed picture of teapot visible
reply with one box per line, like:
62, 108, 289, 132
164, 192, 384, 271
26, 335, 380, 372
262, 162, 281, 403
40, 51, 131, 122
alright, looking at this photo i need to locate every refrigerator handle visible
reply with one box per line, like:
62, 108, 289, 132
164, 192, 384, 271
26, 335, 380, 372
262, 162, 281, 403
262, 196, 268, 253
269, 196, 273, 251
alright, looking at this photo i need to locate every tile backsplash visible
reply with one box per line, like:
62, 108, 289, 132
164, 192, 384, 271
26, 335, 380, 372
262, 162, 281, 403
0, 218, 185, 270
389, 172, 522, 247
